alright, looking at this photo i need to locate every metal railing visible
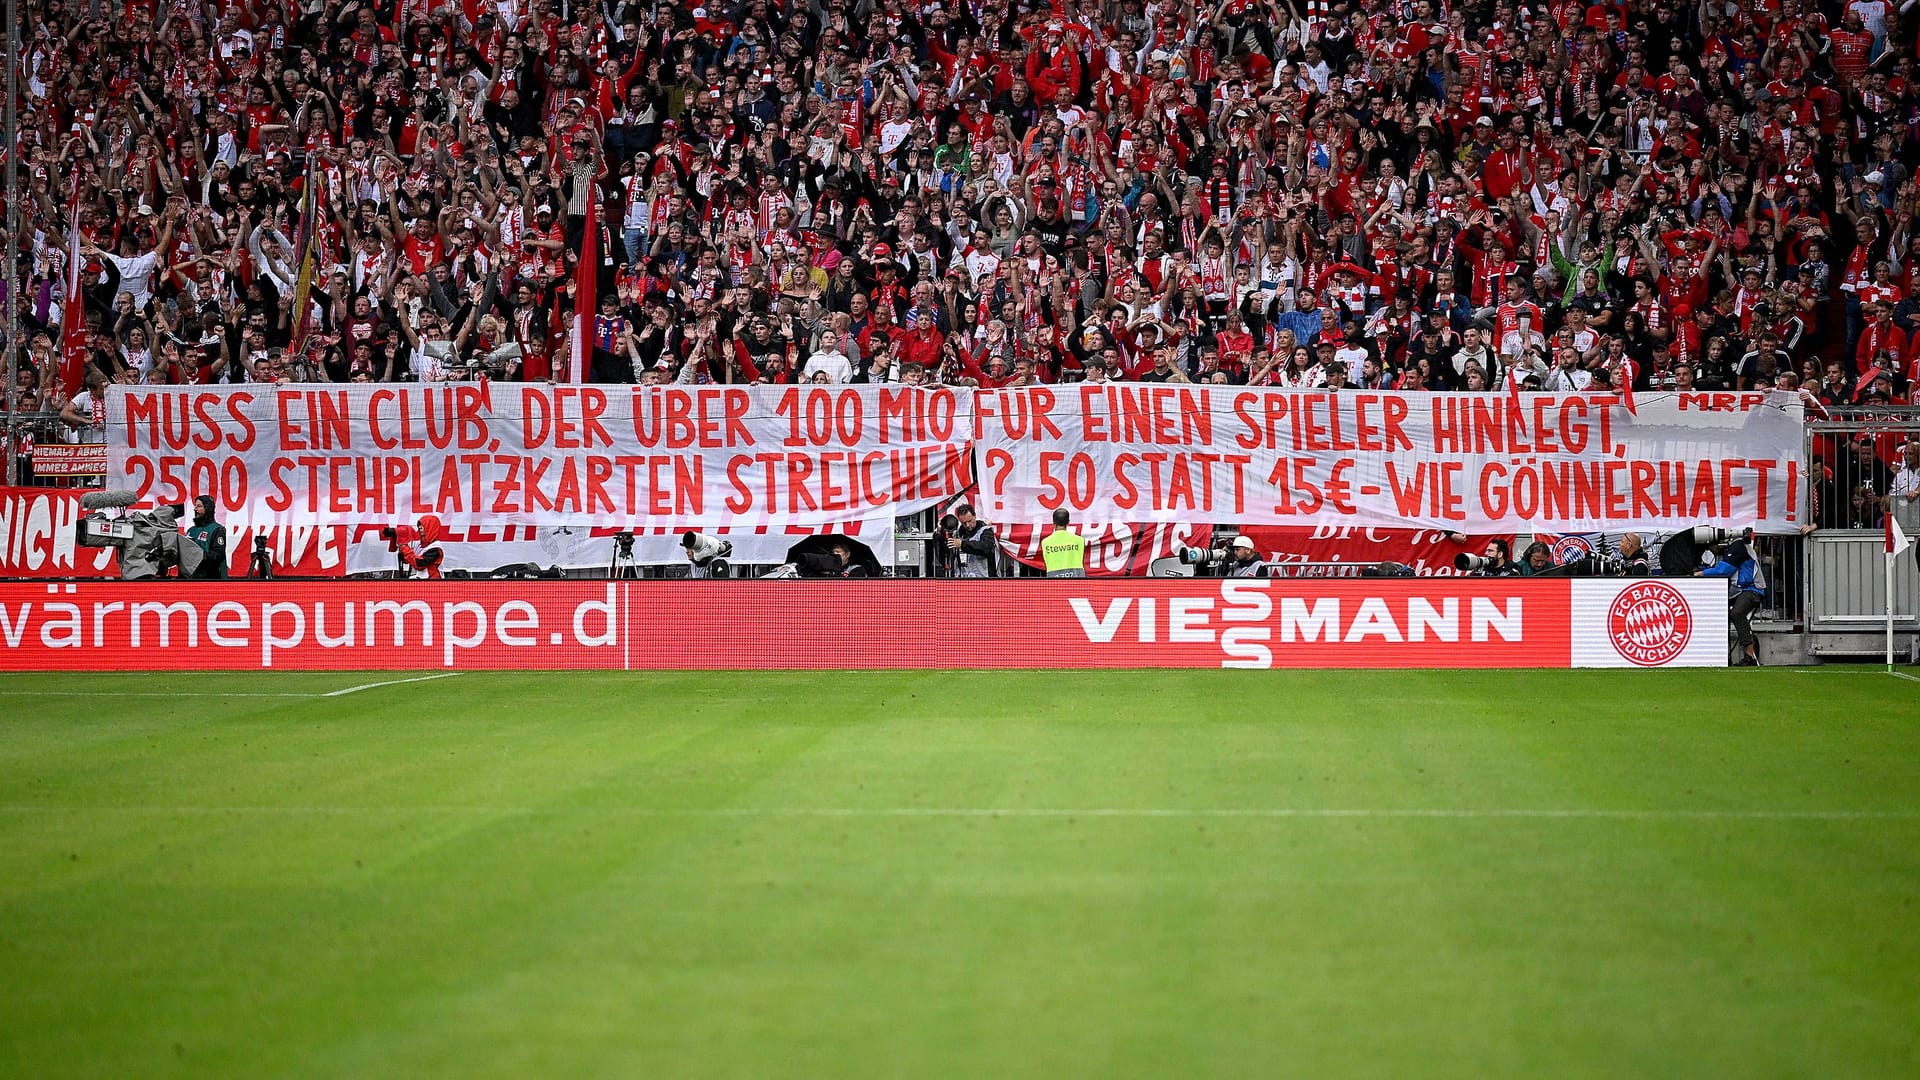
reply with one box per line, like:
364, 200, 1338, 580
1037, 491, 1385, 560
1264, 560, 1375, 579
1799, 410, 1919, 646
3, 413, 105, 488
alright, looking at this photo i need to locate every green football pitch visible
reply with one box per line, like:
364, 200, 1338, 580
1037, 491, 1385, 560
2, 669, 1917, 1079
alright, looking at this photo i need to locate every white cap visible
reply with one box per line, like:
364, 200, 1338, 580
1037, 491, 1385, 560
535, 203, 554, 214
692, 6, 708, 17
1866, 171, 1886, 185
1231, 536, 1256, 551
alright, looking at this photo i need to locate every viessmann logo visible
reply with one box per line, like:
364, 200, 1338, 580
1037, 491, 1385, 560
1606, 581, 1693, 666
1067, 582, 1527, 669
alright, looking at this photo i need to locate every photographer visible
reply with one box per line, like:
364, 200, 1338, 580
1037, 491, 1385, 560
384, 517, 447, 580
1697, 536, 1765, 667
944, 504, 999, 578
1460, 539, 1519, 577
1225, 535, 1267, 577
1517, 541, 1556, 576
797, 541, 860, 579
681, 532, 733, 579
185, 496, 228, 579
1614, 533, 1651, 577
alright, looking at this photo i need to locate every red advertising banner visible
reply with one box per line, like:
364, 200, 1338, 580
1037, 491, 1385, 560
104, 384, 972, 529
974, 387, 1804, 533
0, 579, 1730, 671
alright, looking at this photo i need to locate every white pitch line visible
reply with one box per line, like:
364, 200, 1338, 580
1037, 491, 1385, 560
321, 673, 464, 697
0, 806, 1913, 821
1887, 670, 1920, 684
0, 673, 467, 700
0, 690, 316, 699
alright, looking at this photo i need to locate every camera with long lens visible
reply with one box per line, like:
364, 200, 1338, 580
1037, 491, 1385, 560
1177, 542, 1234, 574
1579, 552, 1622, 576
1459, 547, 1621, 576
1690, 526, 1753, 548
680, 531, 733, 578
1659, 525, 1755, 577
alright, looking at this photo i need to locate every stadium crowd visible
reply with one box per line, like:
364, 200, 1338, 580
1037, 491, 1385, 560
2, 0, 1919, 484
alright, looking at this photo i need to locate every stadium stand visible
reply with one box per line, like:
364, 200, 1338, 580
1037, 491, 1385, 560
1, 0, 1918, 479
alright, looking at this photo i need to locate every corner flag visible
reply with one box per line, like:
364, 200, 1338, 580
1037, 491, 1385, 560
1887, 512, 1913, 670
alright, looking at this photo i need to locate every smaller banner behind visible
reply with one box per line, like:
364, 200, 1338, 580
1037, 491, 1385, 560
1236, 526, 1515, 576
997, 521, 1211, 576
105, 383, 973, 529
975, 388, 1804, 534
31, 444, 108, 477
0, 579, 1730, 671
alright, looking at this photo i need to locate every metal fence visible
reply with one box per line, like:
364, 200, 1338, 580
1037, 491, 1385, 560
1799, 409, 1920, 649
4, 412, 104, 488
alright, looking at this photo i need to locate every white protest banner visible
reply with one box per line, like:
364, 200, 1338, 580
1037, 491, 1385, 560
974, 388, 1805, 534
106, 383, 972, 529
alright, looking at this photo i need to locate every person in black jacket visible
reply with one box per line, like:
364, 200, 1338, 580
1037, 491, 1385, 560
797, 541, 857, 578
1614, 533, 1652, 576
1466, 539, 1520, 577
945, 504, 998, 578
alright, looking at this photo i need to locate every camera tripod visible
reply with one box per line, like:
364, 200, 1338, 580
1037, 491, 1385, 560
248, 539, 275, 580
609, 532, 639, 579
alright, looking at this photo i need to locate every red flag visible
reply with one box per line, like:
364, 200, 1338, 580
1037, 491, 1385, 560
1618, 357, 1637, 416
57, 178, 87, 396
1504, 362, 1524, 411
571, 195, 598, 384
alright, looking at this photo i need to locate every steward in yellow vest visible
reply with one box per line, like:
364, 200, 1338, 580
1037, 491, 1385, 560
1041, 508, 1087, 577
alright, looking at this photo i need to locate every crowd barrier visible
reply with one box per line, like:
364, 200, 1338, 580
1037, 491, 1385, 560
0, 578, 1730, 671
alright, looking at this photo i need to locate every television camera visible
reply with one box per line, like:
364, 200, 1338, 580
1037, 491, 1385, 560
73, 490, 209, 580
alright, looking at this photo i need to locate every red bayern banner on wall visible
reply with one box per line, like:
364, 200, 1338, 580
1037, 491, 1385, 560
0, 579, 1729, 670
